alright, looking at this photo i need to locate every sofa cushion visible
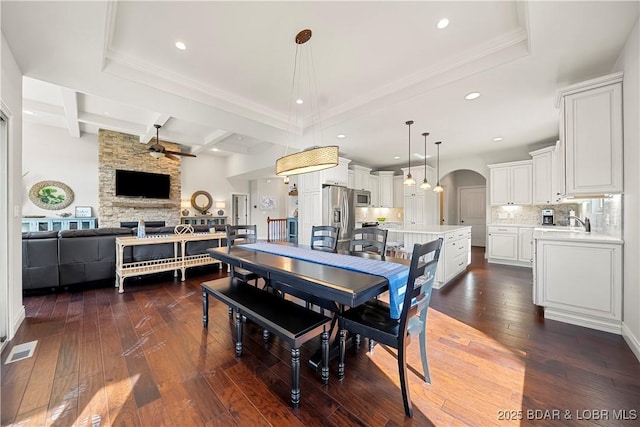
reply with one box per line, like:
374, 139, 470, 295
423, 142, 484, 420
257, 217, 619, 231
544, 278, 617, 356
22, 231, 59, 290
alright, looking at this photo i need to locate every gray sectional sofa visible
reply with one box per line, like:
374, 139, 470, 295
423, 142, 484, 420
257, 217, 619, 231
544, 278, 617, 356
22, 225, 226, 291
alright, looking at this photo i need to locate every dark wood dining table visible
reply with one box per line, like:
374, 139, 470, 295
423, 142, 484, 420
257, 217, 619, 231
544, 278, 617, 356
206, 245, 407, 368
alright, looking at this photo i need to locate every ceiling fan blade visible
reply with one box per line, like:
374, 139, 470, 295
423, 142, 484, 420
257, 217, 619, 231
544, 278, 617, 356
164, 150, 197, 158
165, 153, 180, 161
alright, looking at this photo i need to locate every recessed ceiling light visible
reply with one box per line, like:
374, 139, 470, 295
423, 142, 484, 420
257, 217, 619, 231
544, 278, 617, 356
23, 110, 34, 115
296, 98, 304, 105
211, 148, 220, 152
437, 18, 450, 29
337, 134, 346, 139
103, 111, 111, 115
394, 156, 400, 160
493, 136, 504, 142
465, 92, 480, 100
175, 41, 187, 50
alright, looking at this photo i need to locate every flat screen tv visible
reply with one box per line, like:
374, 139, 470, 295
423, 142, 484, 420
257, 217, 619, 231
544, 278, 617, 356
115, 169, 171, 199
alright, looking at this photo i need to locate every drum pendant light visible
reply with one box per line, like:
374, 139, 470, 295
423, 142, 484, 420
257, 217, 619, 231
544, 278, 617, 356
275, 29, 338, 177
403, 120, 416, 186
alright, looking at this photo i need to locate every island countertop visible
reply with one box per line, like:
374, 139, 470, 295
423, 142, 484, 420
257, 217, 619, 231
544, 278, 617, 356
533, 228, 623, 245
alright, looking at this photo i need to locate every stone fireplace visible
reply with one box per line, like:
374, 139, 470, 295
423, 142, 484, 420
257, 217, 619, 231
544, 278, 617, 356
98, 129, 181, 227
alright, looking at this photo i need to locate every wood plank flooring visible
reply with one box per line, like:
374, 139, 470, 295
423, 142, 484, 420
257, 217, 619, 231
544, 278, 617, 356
2, 248, 639, 426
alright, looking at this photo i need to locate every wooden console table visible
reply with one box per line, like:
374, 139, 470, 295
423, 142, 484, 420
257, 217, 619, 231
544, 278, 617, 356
115, 232, 226, 293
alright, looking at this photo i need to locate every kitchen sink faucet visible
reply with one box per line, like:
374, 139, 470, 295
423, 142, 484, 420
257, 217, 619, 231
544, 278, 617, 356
568, 216, 591, 232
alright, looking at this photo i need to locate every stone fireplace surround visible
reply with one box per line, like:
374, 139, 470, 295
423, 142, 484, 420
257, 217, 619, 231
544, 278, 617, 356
98, 129, 182, 228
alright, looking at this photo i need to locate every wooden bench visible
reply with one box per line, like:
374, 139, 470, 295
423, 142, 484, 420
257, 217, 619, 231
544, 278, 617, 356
201, 278, 332, 408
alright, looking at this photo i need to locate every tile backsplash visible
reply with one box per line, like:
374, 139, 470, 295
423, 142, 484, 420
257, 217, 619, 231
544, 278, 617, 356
355, 207, 404, 223
490, 195, 622, 237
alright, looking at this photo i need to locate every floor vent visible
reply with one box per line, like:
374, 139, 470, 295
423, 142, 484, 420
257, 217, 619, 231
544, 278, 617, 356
4, 340, 37, 364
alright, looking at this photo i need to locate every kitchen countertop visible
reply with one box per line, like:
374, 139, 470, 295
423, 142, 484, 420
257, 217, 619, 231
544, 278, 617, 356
385, 225, 471, 234
533, 228, 623, 244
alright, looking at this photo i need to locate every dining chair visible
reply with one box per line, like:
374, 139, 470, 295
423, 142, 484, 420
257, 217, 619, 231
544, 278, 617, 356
338, 238, 443, 418
310, 225, 340, 253
225, 225, 261, 315
349, 227, 388, 259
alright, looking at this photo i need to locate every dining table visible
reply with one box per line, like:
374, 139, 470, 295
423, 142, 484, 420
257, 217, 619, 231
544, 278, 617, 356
206, 242, 411, 369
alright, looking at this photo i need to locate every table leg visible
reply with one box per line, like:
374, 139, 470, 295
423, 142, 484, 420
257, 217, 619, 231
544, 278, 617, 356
118, 275, 125, 294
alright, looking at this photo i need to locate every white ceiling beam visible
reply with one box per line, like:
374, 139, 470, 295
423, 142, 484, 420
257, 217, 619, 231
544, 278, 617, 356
140, 113, 171, 144
191, 129, 232, 154
23, 99, 65, 116
78, 112, 146, 136
60, 88, 81, 138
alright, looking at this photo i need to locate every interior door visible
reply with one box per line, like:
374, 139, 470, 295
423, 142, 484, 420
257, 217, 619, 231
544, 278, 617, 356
459, 186, 486, 247
232, 194, 248, 225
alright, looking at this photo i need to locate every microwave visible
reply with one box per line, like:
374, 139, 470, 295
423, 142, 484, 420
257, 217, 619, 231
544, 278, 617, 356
353, 190, 371, 207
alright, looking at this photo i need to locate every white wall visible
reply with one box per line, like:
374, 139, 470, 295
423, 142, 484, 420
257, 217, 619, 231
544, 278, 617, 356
180, 155, 236, 217
616, 18, 640, 360
250, 178, 289, 239
22, 123, 99, 216
1, 33, 25, 341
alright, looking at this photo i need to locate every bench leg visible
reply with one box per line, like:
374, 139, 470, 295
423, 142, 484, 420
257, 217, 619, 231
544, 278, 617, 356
202, 289, 209, 328
291, 347, 300, 408
235, 311, 243, 356
228, 306, 233, 318
321, 329, 329, 385
338, 328, 346, 380
263, 329, 270, 342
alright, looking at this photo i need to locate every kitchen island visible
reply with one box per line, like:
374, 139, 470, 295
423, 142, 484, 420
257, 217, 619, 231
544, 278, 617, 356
386, 225, 472, 289
533, 228, 624, 333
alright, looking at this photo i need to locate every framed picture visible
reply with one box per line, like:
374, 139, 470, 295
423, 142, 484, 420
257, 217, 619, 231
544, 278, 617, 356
260, 196, 277, 210
75, 206, 92, 218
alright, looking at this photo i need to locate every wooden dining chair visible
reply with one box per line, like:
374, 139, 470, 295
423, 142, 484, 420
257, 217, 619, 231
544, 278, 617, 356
349, 228, 388, 259
338, 238, 443, 418
225, 225, 261, 317
310, 225, 340, 253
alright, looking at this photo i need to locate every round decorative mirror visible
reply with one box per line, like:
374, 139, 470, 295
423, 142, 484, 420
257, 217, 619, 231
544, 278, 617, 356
191, 191, 212, 214
28, 180, 74, 210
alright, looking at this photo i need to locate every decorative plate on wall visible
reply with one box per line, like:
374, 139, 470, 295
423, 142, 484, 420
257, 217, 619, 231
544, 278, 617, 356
28, 180, 74, 210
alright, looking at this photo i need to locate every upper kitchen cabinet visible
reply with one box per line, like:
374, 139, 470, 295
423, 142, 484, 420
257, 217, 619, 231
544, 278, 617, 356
372, 171, 396, 207
321, 157, 351, 187
487, 160, 532, 205
393, 176, 404, 208
557, 72, 623, 195
529, 146, 555, 205
350, 165, 372, 191
369, 174, 379, 207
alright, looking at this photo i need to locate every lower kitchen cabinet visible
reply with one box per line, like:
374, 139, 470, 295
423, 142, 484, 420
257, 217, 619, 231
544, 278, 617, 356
534, 238, 622, 334
487, 226, 534, 267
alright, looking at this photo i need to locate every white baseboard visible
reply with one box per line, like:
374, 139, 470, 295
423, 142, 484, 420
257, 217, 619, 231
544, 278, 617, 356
544, 308, 621, 335
11, 305, 25, 339
622, 322, 640, 362
487, 258, 532, 269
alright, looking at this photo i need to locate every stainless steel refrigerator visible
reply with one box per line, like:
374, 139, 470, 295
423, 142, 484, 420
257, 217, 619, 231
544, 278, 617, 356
322, 185, 354, 251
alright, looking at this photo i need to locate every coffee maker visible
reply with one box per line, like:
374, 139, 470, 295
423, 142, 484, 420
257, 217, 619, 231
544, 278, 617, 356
541, 209, 554, 226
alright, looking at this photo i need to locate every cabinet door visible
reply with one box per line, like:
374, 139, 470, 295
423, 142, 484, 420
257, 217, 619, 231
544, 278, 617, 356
369, 175, 379, 207
564, 82, 623, 194
321, 158, 349, 186
518, 228, 534, 263
378, 173, 394, 208
348, 170, 355, 189
489, 166, 510, 205
393, 176, 403, 207
488, 232, 518, 260
510, 163, 532, 205
532, 151, 552, 204
552, 140, 565, 202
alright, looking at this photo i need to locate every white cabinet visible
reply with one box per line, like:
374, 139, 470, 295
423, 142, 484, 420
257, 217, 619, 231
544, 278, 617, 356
487, 226, 518, 261
557, 72, 623, 195
551, 140, 565, 203
351, 165, 372, 191
321, 157, 351, 186
369, 175, 379, 207
530, 146, 554, 205
373, 171, 395, 208
444, 229, 472, 283
393, 176, 403, 208
348, 170, 355, 189
518, 227, 534, 263
21, 217, 98, 232
298, 190, 322, 246
488, 161, 532, 205
402, 168, 424, 196
534, 238, 622, 334
403, 195, 425, 227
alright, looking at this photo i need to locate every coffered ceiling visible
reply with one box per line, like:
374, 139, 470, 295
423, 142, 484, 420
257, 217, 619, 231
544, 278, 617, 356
2, 1, 638, 171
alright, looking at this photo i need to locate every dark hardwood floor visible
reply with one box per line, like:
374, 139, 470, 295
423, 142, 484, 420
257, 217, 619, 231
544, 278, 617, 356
2, 248, 639, 426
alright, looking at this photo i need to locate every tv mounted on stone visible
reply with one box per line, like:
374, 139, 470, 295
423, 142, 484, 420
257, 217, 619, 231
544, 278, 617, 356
115, 169, 170, 199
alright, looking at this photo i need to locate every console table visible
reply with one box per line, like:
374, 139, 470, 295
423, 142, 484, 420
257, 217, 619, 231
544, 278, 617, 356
115, 232, 226, 293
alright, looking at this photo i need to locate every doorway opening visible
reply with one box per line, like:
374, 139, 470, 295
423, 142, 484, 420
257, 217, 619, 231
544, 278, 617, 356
438, 169, 487, 247
231, 194, 249, 225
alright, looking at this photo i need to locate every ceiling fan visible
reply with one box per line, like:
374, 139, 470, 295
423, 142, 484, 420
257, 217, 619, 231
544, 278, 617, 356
146, 124, 196, 160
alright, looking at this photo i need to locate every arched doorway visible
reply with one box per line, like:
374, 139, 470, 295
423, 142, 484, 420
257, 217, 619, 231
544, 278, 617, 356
438, 169, 487, 247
